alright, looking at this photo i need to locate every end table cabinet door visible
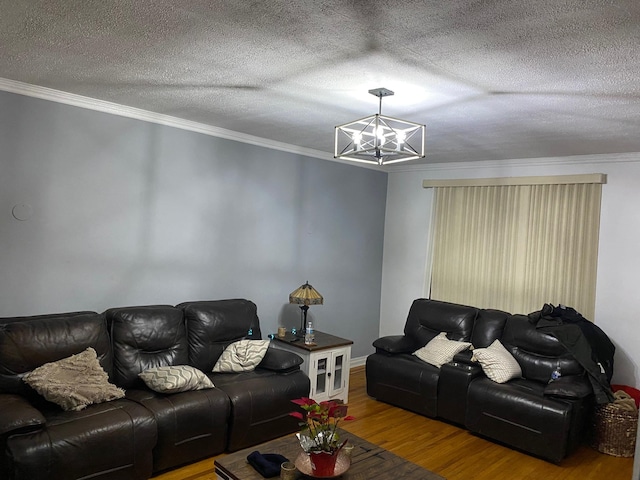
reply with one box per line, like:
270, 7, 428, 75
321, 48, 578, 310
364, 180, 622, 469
310, 347, 351, 403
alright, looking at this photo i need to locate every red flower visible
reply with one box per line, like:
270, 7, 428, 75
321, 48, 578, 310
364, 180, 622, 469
289, 397, 355, 453
291, 397, 317, 407
327, 403, 348, 419
289, 411, 304, 420
307, 410, 323, 421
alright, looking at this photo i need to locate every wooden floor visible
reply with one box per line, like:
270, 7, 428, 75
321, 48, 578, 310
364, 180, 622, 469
153, 366, 634, 480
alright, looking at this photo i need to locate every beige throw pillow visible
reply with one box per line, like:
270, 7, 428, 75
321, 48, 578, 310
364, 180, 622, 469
472, 339, 522, 383
413, 332, 472, 368
213, 339, 270, 373
23, 347, 125, 411
139, 365, 214, 393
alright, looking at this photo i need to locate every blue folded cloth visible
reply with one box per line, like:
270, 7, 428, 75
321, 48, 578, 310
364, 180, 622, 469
246, 451, 289, 478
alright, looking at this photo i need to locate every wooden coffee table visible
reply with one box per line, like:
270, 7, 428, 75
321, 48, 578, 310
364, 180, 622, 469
214, 429, 445, 479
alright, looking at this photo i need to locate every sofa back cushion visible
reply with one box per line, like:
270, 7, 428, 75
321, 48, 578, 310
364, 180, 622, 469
178, 299, 262, 372
403, 299, 477, 346
106, 305, 188, 389
471, 309, 510, 348
502, 315, 583, 383
0, 312, 112, 395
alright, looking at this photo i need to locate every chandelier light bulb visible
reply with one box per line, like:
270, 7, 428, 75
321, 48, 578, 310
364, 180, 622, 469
396, 130, 406, 151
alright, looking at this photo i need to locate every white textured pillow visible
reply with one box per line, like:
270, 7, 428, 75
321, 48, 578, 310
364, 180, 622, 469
213, 339, 270, 373
413, 332, 472, 368
139, 365, 214, 393
23, 347, 125, 411
472, 339, 522, 383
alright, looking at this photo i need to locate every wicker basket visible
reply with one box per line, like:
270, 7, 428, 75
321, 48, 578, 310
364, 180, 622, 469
590, 402, 638, 457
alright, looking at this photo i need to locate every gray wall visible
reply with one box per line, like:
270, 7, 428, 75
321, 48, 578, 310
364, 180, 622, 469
0, 91, 387, 360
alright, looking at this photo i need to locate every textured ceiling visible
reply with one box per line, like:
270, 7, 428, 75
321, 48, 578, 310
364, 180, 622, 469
1, 0, 639, 166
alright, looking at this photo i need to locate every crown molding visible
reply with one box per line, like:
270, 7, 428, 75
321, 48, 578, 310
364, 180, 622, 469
7, 77, 633, 174
0, 77, 386, 171
387, 151, 640, 173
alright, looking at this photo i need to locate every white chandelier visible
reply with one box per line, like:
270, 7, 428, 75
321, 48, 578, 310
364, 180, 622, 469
334, 88, 425, 166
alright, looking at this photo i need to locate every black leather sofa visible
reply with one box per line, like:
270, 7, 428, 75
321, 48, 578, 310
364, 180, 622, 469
0, 299, 310, 480
366, 299, 600, 463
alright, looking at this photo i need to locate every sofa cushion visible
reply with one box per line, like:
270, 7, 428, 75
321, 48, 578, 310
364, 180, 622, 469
211, 368, 311, 451
466, 376, 582, 463
502, 315, 583, 383
106, 305, 188, 389
471, 339, 522, 383
179, 299, 262, 372
213, 340, 270, 373
0, 312, 112, 395
7, 398, 157, 479
366, 352, 440, 418
139, 365, 215, 393
413, 332, 471, 368
23, 347, 124, 411
403, 299, 477, 347
125, 387, 230, 471
471, 309, 510, 348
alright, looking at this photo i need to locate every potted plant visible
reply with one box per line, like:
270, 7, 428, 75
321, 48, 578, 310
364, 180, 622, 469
290, 397, 355, 477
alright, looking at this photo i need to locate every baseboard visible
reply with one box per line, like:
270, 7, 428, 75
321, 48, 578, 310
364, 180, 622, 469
350, 356, 367, 368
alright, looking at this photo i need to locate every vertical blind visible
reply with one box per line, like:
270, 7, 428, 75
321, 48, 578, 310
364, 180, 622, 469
426, 175, 604, 319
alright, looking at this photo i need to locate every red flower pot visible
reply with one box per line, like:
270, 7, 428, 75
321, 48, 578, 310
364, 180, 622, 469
309, 451, 339, 477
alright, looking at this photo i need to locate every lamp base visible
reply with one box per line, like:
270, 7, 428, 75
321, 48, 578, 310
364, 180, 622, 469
298, 305, 309, 337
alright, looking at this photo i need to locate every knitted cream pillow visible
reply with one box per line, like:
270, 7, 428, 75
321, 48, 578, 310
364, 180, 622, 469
472, 339, 522, 383
413, 332, 472, 368
23, 347, 125, 411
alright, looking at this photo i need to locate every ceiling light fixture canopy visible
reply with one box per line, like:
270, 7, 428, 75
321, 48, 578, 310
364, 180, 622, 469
334, 88, 426, 166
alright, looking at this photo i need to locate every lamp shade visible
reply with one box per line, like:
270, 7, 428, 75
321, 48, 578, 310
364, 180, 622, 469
289, 282, 323, 306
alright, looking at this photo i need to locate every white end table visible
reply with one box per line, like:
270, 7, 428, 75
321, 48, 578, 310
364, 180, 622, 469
273, 331, 353, 403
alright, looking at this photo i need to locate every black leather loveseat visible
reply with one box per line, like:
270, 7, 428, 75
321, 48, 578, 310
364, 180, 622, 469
0, 299, 310, 480
366, 299, 607, 463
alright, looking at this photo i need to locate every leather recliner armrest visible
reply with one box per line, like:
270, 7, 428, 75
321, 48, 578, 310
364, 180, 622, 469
452, 349, 474, 364
258, 348, 303, 373
544, 375, 593, 399
0, 394, 45, 436
373, 335, 418, 354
